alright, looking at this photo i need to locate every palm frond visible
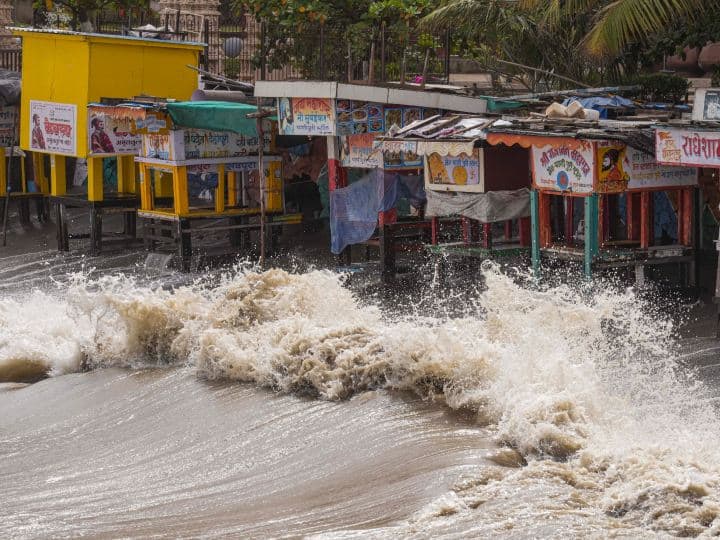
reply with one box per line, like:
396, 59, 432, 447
584, 0, 710, 56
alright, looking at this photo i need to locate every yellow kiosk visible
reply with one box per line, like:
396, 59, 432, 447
135, 101, 287, 270
12, 28, 203, 253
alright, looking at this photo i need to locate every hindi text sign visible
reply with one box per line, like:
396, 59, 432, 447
30, 100, 77, 155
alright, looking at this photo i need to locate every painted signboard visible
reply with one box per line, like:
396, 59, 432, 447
426, 149, 483, 192
382, 139, 422, 169
656, 128, 720, 168
87, 105, 145, 156
340, 133, 383, 168
182, 125, 271, 159
625, 147, 698, 190
278, 97, 335, 136
30, 100, 77, 155
532, 141, 594, 193
0, 105, 18, 147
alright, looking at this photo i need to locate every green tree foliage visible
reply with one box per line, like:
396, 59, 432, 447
236, 0, 442, 80
422, 0, 717, 90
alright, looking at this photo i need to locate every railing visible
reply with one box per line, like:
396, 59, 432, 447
0, 49, 21, 73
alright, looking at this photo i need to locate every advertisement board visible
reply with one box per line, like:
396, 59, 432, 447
30, 100, 77, 155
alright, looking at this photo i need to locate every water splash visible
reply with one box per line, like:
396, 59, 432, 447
1, 264, 718, 535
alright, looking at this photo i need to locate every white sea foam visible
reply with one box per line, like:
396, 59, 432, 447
1, 265, 718, 535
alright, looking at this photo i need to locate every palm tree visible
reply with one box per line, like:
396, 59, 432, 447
423, 0, 714, 56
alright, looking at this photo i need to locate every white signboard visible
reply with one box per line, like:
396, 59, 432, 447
656, 127, 720, 168
30, 100, 77, 155
532, 141, 594, 193
626, 147, 697, 189
340, 133, 383, 168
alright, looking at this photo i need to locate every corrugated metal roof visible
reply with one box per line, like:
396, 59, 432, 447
9, 27, 205, 48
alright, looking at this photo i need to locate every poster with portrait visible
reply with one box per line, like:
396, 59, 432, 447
30, 100, 77, 155
425, 149, 483, 192
87, 105, 144, 156
596, 143, 630, 193
278, 97, 335, 135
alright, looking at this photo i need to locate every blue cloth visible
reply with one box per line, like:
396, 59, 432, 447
330, 170, 425, 254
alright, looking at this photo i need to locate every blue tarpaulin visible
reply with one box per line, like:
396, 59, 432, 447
563, 96, 635, 119
330, 170, 425, 254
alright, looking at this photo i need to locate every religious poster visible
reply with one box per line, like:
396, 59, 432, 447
278, 97, 335, 136
87, 105, 144, 156
656, 128, 720, 168
30, 100, 77, 155
340, 133, 383, 168
532, 141, 594, 193
596, 143, 630, 193
426, 149, 483, 192
0, 105, 18, 147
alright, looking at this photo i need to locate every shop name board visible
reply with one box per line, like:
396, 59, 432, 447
532, 142, 594, 193
656, 128, 720, 168
278, 97, 335, 136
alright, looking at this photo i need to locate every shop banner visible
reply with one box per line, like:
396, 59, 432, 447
532, 142, 594, 193
625, 147, 698, 189
0, 105, 18, 147
656, 128, 720, 168
87, 105, 143, 156
30, 100, 77, 155
426, 149, 482, 192
278, 97, 335, 136
341, 133, 383, 168
182, 124, 271, 159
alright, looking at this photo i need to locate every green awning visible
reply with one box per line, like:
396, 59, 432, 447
165, 101, 269, 135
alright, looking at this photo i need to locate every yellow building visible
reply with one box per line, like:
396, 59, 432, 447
12, 28, 203, 200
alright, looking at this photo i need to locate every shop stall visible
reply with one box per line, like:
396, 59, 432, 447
489, 119, 698, 283
135, 100, 291, 270
12, 28, 202, 253
377, 115, 532, 275
255, 81, 521, 280
653, 116, 720, 318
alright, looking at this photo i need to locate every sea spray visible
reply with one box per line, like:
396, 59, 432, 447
0, 265, 719, 535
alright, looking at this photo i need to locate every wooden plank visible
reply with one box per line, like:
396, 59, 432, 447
215, 164, 226, 214
530, 190, 541, 274
640, 191, 651, 249
173, 166, 189, 215
87, 157, 104, 202
50, 154, 66, 196
681, 187, 693, 247
564, 196, 574, 246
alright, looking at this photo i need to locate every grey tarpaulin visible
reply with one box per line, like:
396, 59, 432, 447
425, 188, 530, 222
